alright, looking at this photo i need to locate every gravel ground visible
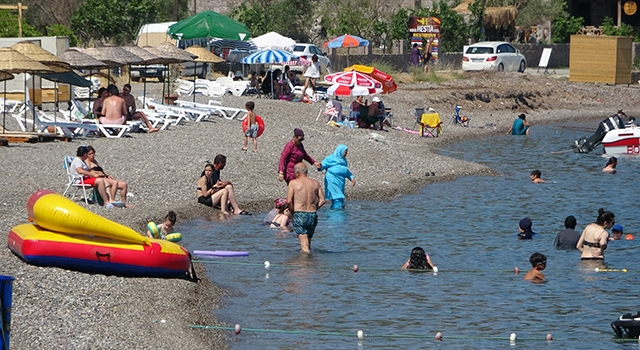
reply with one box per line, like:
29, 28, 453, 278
1, 71, 638, 348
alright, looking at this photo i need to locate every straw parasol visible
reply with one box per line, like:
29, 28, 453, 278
96, 44, 144, 65
0, 47, 54, 133
0, 71, 14, 82
145, 43, 195, 103
185, 45, 222, 101
122, 45, 166, 105
59, 48, 107, 70
81, 47, 124, 68
11, 41, 71, 73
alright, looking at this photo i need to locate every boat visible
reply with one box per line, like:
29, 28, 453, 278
7, 190, 191, 278
601, 126, 640, 155
611, 312, 640, 338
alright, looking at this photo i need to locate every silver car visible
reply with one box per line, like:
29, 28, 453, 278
462, 42, 526, 72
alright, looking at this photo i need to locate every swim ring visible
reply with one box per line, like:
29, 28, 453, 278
147, 222, 161, 239
242, 115, 265, 137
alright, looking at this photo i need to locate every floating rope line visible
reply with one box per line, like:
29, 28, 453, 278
189, 325, 556, 341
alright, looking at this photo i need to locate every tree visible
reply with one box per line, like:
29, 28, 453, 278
602, 16, 634, 37
319, 0, 401, 41
46, 24, 79, 47
0, 9, 42, 37
551, 15, 582, 43
231, 0, 315, 42
468, 0, 486, 42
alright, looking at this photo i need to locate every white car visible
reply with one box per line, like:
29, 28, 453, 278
462, 42, 526, 72
272, 43, 332, 73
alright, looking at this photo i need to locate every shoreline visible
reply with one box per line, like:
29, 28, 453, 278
0, 72, 637, 348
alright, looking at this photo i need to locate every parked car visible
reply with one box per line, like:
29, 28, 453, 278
130, 65, 168, 82
272, 43, 332, 73
462, 42, 526, 72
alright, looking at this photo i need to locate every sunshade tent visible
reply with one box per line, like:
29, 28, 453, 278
250, 32, 295, 51
0, 48, 53, 133
185, 45, 223, 101
344, 65, 397, 94
12, 41, 72, 131
122, 45, 165, 107
144, 43, 195, 103
167, 10, 250, 41
324, 34, 369, 67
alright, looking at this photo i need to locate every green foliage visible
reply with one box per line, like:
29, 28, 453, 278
46, 24, 79, 47
468, 0, 486, 42
389, 8, 409, 41
71, 0, 188, 45
231, 0, 315, 42
319, 0, 393, 43
551, 15, 582, 43
516, 0, 565, 28
602, 16, 634, 37
0, 9, 42, 37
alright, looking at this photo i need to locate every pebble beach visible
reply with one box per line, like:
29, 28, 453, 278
0, 71, 638, 348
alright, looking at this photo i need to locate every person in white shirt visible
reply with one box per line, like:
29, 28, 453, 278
302, 55, 320, 101
70, 146, 116, 207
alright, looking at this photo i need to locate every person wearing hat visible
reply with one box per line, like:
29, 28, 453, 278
507, 113, 531, 135
518, 217, 537, 239
554, 215, 580, 249
368, 97, 384, 130
610, 224, 624, 241
278, 128, 321, 184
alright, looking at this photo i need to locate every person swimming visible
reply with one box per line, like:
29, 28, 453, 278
401, 247, 436, 270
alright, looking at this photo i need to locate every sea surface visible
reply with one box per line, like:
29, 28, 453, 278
181, 124, 640, 349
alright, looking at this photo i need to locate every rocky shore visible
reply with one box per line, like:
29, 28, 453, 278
0, 71, 638, 348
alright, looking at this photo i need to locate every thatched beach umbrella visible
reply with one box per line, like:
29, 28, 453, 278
97, 45, 143, 84
11, 41, 71, 73
122, 45, 165, 106
0, 47, 53, 133
145, 43, 195, 104
185, 45, 223, 101
59, 48, 108, 70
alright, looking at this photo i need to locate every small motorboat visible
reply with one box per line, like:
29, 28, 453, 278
601, 125, 640, 155
611, 312, 640, 338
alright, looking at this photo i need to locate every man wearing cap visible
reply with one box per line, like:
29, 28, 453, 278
507, 113, 531, 135
610, 224, 624, 241
554, 215, 580, 249
278, 128, 321, 184
368, 97, 382, 130
518, 217, 537, 239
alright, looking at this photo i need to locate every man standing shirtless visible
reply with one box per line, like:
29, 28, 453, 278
99, 84, 128, 125
287, 162, 325, 253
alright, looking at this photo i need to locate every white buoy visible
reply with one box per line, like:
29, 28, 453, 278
353, 265, 359, 273
595, 267, 599, 272
357, 330, 364, 340
160, 319, 166, 323
433, 266, 439, 273
234, 324, 241, 334
264, 261, 270, 269
510, 333, 516, 342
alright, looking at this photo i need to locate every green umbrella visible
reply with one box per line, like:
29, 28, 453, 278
167, 10, 250, 41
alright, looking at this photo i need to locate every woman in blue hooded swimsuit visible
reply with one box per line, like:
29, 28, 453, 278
319, 144, 356, 209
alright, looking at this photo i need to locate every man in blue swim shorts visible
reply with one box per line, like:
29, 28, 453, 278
287, 162, 325, 253
507, 113, 531, 135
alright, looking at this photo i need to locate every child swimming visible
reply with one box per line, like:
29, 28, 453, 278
523, 252, 546, 281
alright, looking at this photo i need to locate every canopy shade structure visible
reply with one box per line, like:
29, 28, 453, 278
324, 34, 369, 49
121, 45, 166, 65
241, 49, 298, 64
344, 65, 397, 94
0, 71, 14, 81
167, 10, 250, 41
59, 48, 107, 70
250, 32, 295, 51
38, 71, 92, 87
81, 48, 124, 68
11, 41, 71, 73
96, 45, 144, 65
0, 48, 54, 74
185, 45, 223, 63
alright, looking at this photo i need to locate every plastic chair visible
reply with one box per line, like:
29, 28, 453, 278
62, 156, 91, 204
413, 108, 425, 131
420, 112, 443, 137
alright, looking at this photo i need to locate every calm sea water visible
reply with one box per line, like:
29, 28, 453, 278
181, 124, 640, 349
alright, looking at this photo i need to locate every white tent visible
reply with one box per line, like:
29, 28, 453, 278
250, 32, 296, 52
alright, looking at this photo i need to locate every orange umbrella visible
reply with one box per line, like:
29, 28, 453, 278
344, 64, 397, 94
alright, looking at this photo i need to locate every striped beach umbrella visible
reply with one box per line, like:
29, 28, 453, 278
241, 49, 298, 64
323, 34, 369, 49
324, 71, 382, 89
327, 83, 381, 96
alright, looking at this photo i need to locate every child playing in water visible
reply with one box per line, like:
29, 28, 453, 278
146, 211, 177, 239
243, 101, 258, 153
523, 252, 546, 281
602, 157, 617, 173
401, 247, 436, 270
530, 169, 545, 183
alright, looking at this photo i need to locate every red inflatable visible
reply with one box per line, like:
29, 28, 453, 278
242, 115, 265, 137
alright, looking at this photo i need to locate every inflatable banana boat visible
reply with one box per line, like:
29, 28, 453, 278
7, 190, 191, 278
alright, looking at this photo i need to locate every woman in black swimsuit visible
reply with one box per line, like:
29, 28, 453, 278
269, 198, 291, 228
576, 208, 615, 260
85, 145, 129, 206
196, 163, 230, 214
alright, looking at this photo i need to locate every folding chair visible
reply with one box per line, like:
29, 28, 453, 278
451, 104, 470, 127
420, 112, 443, 137
413, 108, 425, 131
62, 156, 91, 204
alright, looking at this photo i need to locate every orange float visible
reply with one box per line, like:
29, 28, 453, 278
242, 115, 265, 137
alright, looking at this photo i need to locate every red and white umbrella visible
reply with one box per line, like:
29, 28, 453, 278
324, 71, 382, 89
327, 83, 382, 96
